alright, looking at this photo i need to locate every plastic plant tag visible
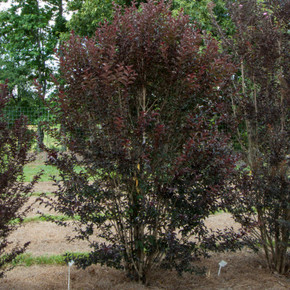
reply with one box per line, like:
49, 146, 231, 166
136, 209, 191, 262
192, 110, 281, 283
68, 260, 74, 267
218, 260, 227, 276
68, 260, 74, 290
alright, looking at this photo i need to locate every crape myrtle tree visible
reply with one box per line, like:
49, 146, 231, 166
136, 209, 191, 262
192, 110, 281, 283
0, 83, 39, 278
45, 0, 243, 283
210, 0, 289, 274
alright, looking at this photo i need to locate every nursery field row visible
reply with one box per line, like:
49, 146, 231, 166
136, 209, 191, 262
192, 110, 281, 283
3, 194, 288, 289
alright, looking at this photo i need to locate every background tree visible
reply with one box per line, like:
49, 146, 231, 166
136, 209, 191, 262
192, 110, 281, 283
65, 0, 234, 38
0, 0, 68, 149
0, 82, 40, 278
66, 0, 148, 37
44, 0, 243, 284
171, 0, 234, 34
210, 0, 289, 274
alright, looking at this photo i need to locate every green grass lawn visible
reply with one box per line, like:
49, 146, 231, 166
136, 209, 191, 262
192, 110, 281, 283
11, 252, 89, 267
23, 152, 84, 182
12, 253, 66, 266
10, 214, 80, 225
23, 163, 60, 182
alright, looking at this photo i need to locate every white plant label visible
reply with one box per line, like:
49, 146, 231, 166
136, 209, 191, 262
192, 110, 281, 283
218, 260, 227, 276
68, 260, 75, 290
68, 260, 75, 267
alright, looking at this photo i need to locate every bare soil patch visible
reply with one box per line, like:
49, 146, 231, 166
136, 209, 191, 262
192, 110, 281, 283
25, 195, 58, 217
2, 182, 289, 289
7, 221, 91, 256
31, 181, 58, 194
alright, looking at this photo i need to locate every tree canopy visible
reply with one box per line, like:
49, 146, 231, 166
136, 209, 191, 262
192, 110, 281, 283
0, 0, 67, 108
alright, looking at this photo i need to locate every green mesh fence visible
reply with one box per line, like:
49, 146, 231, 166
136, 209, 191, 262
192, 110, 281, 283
2, 107, 49, 125
2, 107, 56, 150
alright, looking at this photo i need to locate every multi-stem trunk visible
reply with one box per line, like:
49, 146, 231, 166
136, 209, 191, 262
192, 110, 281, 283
274, 207, 290, 274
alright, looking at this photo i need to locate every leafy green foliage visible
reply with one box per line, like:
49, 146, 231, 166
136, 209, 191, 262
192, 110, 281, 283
172, 0, 234, 34
0, 0, 67, 106
66, 0, 235, 38
0, 0, 68, 151
43, 1, 244, 284
66, 0, 148, 37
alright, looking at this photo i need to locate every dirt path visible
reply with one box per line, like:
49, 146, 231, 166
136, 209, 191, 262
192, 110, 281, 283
8, 221, 91, 256
29, 181, 58, 193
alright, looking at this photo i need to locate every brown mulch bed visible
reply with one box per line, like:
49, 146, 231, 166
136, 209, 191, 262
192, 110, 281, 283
1, 251, 289, 289
2, 181, 289, 289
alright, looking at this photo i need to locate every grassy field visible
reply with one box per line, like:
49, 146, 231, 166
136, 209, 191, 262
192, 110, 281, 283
10, 215, 79, 225
23, 152, 85, 182
23, 162, 60, 182
11, 252, 89, 267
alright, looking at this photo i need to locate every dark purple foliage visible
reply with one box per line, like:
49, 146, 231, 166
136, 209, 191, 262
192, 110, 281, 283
44, 0, 244, 284
0, 83, 40, 278
211, 0, 290, 275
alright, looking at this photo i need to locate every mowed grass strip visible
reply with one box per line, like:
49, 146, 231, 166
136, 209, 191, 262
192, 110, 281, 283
11, 252, 89, 267
30, 192, 55, 197
23, 163, 60, 182
10, 214, 80, 225
23, 159, 84, 182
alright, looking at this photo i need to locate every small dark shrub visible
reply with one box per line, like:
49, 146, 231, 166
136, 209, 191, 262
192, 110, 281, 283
0, 82, 40, 278
45, 0, 243, 284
